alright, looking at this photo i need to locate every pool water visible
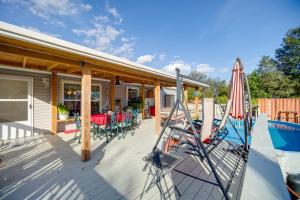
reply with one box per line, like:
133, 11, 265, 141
222, 120, 252, 145
268, 121, 300, 151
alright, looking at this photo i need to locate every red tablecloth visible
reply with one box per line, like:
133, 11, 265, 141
91, 114, 109, 125
91, 113, 132, 125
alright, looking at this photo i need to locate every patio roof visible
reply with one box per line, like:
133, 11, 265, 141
0, 21, 209, 88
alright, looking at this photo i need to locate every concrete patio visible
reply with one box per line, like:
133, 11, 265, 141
0, 119, 246, 200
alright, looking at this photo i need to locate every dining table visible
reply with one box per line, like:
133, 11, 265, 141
91, 113, 133, 126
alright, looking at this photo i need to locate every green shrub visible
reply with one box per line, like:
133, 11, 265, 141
128, 97, 144, 112
217, 95, 228, 104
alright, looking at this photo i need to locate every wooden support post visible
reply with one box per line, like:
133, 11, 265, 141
155, 81, 161, 134
81, 65, 91, 162
141, 84, 145, 120
195, 87, 200, 120
51, 71, 57, 134
110, 78, 115, 111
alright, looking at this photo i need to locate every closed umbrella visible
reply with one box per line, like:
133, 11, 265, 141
230, 58, 244, 119
229, 58, 249, 151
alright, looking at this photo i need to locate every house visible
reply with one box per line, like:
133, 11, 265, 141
0, 21, 208, 161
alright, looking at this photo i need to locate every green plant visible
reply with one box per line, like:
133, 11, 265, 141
251, 98, 258, 107
128, 97, 144, 112
123, 106, 133, 112
58, 103, 70, 115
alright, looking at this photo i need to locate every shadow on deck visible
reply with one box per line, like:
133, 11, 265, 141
139, 141, 246, 200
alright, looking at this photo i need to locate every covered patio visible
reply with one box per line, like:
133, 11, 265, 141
0, 22, 208, 161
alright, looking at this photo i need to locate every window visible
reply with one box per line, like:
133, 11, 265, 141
62, 81, 101, 116
126, 86, 139, 106
0, 76, 32, 123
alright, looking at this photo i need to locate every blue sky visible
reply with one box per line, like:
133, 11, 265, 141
0, 0, 299, 80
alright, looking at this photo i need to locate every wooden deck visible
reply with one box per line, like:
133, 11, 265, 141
0, 119, 246, 200
140, 140, 246, 200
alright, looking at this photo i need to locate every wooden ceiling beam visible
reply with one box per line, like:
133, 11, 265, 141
0, 43, 176, 86
0, 43, 80, 66
22, 57, 27, 68
47, 63, 59, 71
66, 67, 80, 73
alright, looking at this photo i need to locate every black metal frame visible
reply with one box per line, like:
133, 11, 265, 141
142, 68, 232, 200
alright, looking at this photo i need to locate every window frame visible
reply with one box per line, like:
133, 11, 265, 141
126, 86, 140, 106
60, 80, 102, 115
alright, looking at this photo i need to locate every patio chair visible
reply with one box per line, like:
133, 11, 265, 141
132, 109, 140, 129
74, 113, 81, 142
119, 112, 134, 137
92, 122, 110, 143
74, 113, 96, 143
108, 113, 123, 139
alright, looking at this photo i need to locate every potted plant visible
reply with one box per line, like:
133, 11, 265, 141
58, 104, 70, 120
115, 99, 121, 105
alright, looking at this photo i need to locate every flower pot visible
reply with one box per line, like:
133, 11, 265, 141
59, 113, 69, 120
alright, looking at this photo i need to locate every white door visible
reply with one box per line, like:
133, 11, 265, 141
0, 75, 33, 140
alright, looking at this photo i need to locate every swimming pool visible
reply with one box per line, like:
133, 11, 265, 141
268, 120, 300, 151
222, 119, 252, 145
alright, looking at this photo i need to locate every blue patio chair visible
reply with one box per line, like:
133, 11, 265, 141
119, 112, 133, 137
74, 113, 81, 142
92, 122, 110, 143
74, 113, 96, 143
108, 113, 122, 139
132, 109, 140, 129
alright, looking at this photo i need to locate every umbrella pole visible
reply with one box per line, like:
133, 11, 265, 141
244, 72, 253, 131
242, 73, 249, 152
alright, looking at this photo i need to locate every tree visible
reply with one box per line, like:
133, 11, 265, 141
275, 27, 300, 77
248, 56, 295, 98
188, 70, 229, 104
275, 27, 300, 95
257, 56, 278, 74
248, 27, 300, 98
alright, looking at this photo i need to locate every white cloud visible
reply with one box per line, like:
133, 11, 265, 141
105, 2, 123, 23
73, 24, 122, 51
2, 0, 92, 26
112, 40, 135, 58
72, 4, 135, 58
162, 60, 192, 75
22, 26, 61, 38
159, 53, 166, 61
219, 67, 229, 73
29, 0, 92, 17
195, 64, 215, 73
94, 15, 110, 23
162, 60, 229, 77
136, 54, 155, 64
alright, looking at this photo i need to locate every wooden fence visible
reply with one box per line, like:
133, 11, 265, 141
258, 98, 300, 123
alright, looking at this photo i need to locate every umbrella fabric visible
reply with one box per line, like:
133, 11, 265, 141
230, 58, 244, 119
